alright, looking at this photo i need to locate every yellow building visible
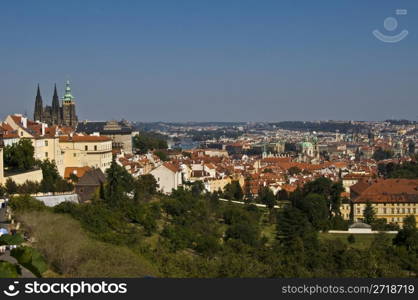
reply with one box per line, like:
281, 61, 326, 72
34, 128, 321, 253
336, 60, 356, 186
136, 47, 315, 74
204, 176, 232, 193
350, 179, 418, 228
59, 135, 112, 172
4, 114, 65, 176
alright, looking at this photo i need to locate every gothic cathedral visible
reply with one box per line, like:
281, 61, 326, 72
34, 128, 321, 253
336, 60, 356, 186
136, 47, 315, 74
33, 81, 78, 128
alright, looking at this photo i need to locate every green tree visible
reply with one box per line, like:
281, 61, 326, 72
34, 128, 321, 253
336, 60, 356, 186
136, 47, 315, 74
297, 193, 329, 231
258, 186, 276, 210
276, 206, 315, 246
347, 234, 356, 244
132, 132, 168, 154
3, 138, 35, 171
154, 150, 169, 161
8, 194, 47, 213
105, 158, 134, 207
223, 181, 243, 201
258, 186, 276, 223
393, 215, 418, 253
17, 180, 40, 194
0, 184, 5, 198
0, 234, 25, 246
191, 181, 205, 197
0, 261, 21, 278
363, 201, 376, 225
225, 222, 260, 246
5, 178, 18, 195
40, 160, 60, 193
11, 246, 48, 277
373, 148, 394, 161
134, 174, 158, 202
302, 177, 344, 216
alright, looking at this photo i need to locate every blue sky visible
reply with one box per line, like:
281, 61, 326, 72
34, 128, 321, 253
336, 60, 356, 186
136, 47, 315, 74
0, 0, 417, 122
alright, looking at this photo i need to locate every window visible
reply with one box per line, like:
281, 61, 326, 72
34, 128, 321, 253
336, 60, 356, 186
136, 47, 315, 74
73, 153, 76, 157
45, 152, 48, 158
94, 145, 97, 151
85, 145, 88, 151
383, 208, 387, 214
45, 140, 48, 146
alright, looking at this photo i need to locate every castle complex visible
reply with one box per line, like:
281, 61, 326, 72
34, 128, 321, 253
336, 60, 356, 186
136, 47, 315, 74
33, 81, 78, 128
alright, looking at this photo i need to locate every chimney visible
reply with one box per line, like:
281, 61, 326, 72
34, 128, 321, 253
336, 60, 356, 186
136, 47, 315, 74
41, 123, 46, 136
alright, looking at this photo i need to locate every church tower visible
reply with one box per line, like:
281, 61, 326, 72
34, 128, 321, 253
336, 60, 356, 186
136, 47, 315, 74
61, 80, 78, 128
51, 84, 61, 125
33, 84, 44, 122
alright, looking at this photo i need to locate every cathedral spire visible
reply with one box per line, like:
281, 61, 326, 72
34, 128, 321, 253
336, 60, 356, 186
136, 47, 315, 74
34, 84, 43, 122
36, 84, 41, 99
52, 83, 61, 125
53, 83, 58, 99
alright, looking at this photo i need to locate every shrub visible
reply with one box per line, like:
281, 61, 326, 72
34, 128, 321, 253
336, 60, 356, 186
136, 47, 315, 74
0, 234, 25, 246
11, 246, 48, 277
0, 261, 21, 278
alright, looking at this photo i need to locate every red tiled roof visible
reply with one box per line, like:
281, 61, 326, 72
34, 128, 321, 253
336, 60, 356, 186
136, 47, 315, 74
352, 179, 418, 203
163, 162, 180, 173
64, 167, 92, 179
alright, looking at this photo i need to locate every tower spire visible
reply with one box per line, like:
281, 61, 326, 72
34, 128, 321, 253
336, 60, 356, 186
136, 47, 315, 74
53, 83, 58, 98
36, 84, 41, 98
52, 83, 61, 125
34, 84, 44, 122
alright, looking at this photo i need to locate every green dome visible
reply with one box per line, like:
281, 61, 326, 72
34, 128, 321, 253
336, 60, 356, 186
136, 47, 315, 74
301, 141, 313, 148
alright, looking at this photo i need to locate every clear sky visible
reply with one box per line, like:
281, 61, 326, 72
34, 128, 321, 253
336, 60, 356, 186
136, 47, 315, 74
0, 0, 417, 122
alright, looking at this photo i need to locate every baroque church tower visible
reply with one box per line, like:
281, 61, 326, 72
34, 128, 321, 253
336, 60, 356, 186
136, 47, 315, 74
33, 81, 78, 128
61, 80, 78, 127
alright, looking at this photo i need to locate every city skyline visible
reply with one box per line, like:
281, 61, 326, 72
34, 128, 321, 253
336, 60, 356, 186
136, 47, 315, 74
0, 0, 417, 122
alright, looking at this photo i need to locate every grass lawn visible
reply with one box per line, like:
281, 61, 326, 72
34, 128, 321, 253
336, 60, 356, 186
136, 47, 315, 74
319, 232, 396, 249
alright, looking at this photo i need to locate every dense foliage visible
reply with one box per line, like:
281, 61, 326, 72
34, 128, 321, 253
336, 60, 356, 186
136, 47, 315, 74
8, 171, 418, 278
11, 246, 48, 277
0, 234, 25, 246
378, 161, 418, 179
3, 139, 36, 171
133, 132, 168, 154
373, 148, 394, 161
0, 261, 21, 278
